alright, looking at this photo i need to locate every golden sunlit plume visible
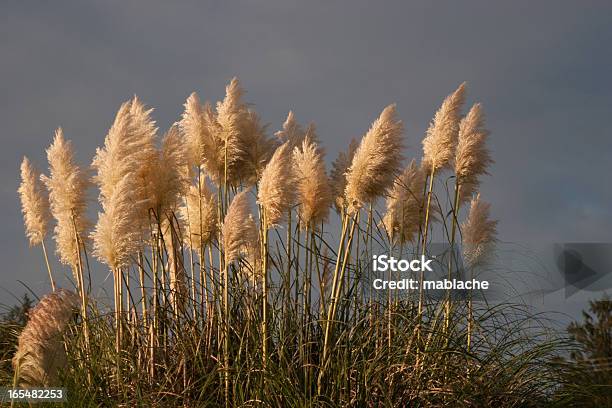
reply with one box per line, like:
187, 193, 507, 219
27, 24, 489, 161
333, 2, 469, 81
344, 104, 404, 213
422, 83, 466, 172
180, 176, 218, 248
462, 193, 498, 268
382, 159, 427, 244
18, 157, 51, 247
257, 142, 296, 226
41, 128, 90, 271
275, 111, 306, 148
330, 138, 358, 212
222, 190, 258, 265
293, 133, 332, 227
455, 103, 493, 205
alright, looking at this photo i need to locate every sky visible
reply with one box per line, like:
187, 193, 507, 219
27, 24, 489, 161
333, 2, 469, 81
1, 1, 611, 320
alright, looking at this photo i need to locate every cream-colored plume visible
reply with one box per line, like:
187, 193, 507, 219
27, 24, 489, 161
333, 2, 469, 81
461, 193, 497, 268
293, 135, 332, 227
422, 83, 466, 172
455, 103, 493, 205
330, 138, 358, 212
18, 157, 51, 246
234, 109, 275, 185
381, 160, 427, 244
222, 190, 258, 264
275, 111, 305, 147
12, 289, 79, 387
257, 142, 296, 226
91, 174, 143, 270
180, 92, 206, 170
215, 77, 247, 185
180, 176, 218, 248
344, 104, 404, 213
41, 129, 90, 269
149, 125, 190, 215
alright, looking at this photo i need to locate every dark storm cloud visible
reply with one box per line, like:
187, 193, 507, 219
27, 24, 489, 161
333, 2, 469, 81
1, 0, 611, 308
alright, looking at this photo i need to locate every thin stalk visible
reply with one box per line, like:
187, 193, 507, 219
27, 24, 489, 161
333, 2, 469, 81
261, 209, 269, 369
40, 240, 55, 291
418, 165, 436, 327
445, 182, 461, 333
318, 212, 356, 391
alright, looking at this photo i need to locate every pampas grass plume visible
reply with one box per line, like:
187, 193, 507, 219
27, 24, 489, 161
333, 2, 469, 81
293, 135, 332, 227
180, 177, 218, 248
344, 104, 404, 213
91, 174, 143, 270
330, 138, 358, 212
462, 193, 498, 268
12, 289, 79, 387
223, 190, 257, 264
180, 92, 206, 169
41, 128, 90, 268
455, 103, 493, 205
257, 142, 296, 226
382, 159, 427, 244
18, 157, 51, 246
275, 111, 305, 147
422, 83, 466, 171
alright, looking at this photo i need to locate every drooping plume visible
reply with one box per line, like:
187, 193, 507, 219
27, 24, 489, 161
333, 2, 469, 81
257, 142, 296, 226
18, 157, 51, 246
381, 160, 428, 244
222, 190, 258, 264
41, 129, 90, 269
12, 289, 78, 387
422, 83, 466, 172
330, 138, 358, 212
293, 134, 332, 227
344, 104, 404, 213
462, 193, 498, 268
180, 177, 218, 248
455, 103, 493, 205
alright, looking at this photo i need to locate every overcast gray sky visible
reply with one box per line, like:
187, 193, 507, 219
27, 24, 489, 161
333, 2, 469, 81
1, 1, 611, 318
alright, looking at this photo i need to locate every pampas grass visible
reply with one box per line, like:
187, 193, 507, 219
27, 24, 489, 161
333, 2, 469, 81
330, 138, 358, 212
222, 190, 256, 265
91, 174, 143, 270
462, 193, 497, 268
41, 128, 90, 270
12, 289, 78, 387
18, 157, 51, 247
455, 103, 493, 205
18, 156, 55, 290
382, 159, 427, 244
344, 104, 404, 213
275, 111, 306, 148
257, 142, 296, 226
422, 83, 466, 172
180, 177, 218, 248
293, 135, 332, 227
12, 78, 569, 407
